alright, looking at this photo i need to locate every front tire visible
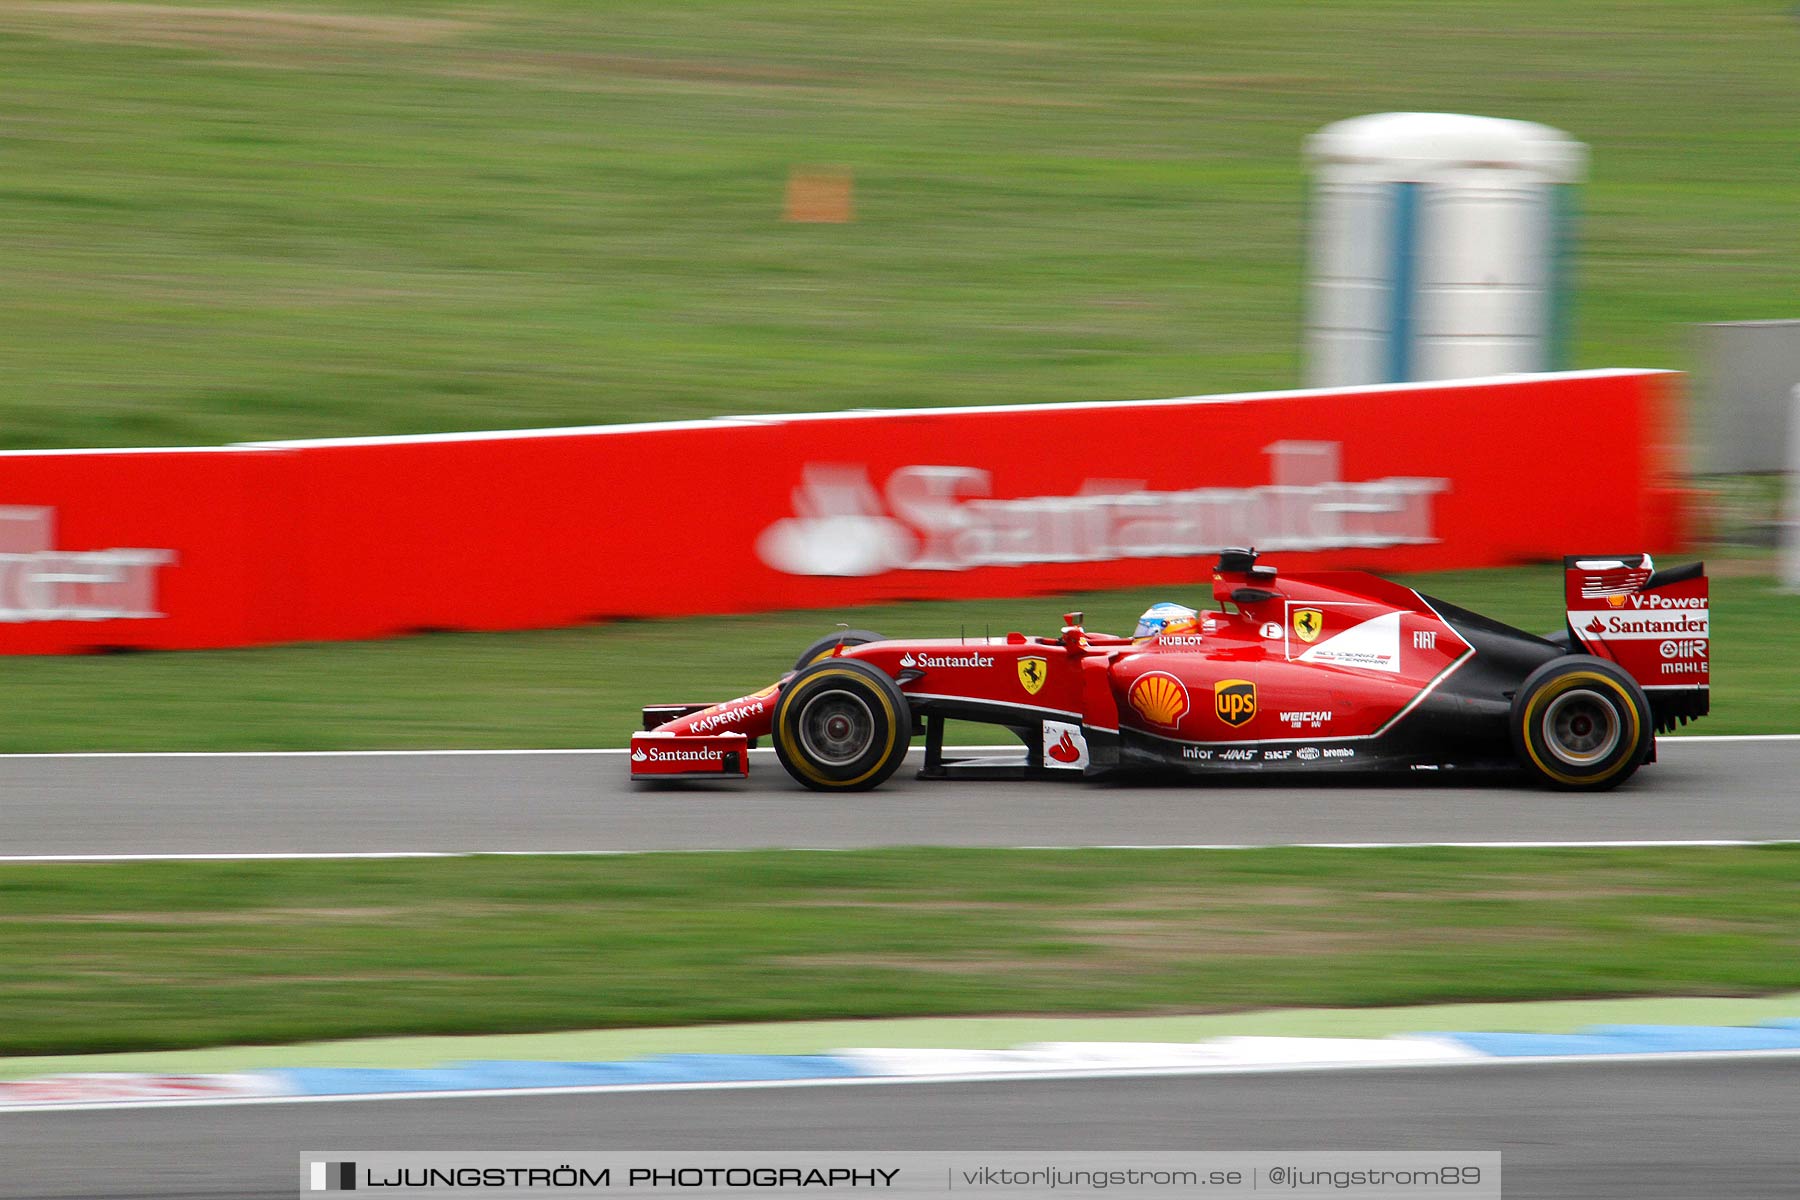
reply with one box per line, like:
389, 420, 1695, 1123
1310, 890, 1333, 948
1510, 656, 1652, 791
773, 659, 911, 792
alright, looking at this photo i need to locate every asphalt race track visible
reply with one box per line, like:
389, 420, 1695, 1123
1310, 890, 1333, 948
6, 1059, 1800, 1198
7, 740, 1799, 1200
2, 738, 1795, 857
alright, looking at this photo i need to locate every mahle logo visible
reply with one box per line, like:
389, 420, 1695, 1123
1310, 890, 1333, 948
1214, 679, 1257, 727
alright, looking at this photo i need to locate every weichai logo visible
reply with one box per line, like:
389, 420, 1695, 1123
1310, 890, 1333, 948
1214, 679, 1257, 727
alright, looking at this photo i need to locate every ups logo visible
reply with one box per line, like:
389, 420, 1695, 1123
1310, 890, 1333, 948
1214, 679, 1257, 728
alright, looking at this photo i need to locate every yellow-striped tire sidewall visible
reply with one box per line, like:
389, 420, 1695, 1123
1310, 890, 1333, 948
1521, 669, 1643, 789
776, 666, 900, 790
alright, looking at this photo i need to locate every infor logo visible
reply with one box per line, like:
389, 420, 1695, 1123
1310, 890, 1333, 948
1214, 679, 1257, 728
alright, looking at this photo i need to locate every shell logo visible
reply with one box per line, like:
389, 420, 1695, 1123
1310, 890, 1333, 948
1128, 671, 1190, 728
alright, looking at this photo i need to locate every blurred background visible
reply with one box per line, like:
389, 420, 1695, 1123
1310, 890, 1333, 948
3, 0, 1796, 749
1, 0, 1793, 448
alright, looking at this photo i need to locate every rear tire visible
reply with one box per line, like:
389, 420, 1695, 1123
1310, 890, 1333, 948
792, 630, 885, 672
773, 659, 911, 792
1510, 656, 1652, 791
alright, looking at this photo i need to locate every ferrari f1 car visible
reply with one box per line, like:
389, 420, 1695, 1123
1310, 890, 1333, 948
630, 549, 1709, 792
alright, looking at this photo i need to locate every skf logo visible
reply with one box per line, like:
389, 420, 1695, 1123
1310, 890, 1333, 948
1128, 671, 1190, 728
1214, 679, 1257, 728
1292, 609, 1323, 644
1017, 656, 1048, 695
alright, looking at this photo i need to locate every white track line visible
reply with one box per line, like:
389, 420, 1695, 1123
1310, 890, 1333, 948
7, 1046, 1800, 1116
4, 839, 1798, 864
0, 735, 1791, 760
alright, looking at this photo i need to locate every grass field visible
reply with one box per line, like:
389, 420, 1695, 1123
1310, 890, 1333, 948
3, 845, 1798, 1056
1, 1, 1795, 450
0, 566, 1787, 751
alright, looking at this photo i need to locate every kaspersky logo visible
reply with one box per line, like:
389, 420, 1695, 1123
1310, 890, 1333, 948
1214, 679, 1257, 728
690, 700, 765, 734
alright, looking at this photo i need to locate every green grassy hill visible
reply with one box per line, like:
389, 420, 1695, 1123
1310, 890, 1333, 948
1, 0, 1795, 449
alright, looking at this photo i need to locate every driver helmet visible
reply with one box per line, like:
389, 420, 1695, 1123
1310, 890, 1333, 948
1133, 602, 1199, 641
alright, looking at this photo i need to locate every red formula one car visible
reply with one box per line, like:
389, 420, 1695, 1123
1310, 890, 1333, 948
630, 549, 1709, 792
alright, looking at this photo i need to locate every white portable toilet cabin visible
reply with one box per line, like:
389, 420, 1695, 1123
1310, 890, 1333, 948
1303, 112, 1587, 388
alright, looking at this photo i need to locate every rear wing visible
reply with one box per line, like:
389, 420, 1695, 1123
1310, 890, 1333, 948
1564, 554, 1709, 732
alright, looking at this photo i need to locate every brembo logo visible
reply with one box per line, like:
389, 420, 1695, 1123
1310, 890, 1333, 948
756, 443, 1449, 577
0, 507, 174, 623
